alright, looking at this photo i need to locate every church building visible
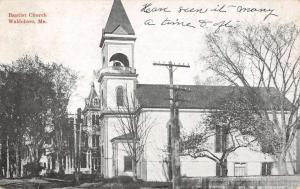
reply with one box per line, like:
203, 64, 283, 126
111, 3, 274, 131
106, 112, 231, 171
66, 0, 300, 181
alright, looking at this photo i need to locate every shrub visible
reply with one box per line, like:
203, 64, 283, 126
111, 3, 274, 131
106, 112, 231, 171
23, 162, 44, 177
112, 176, 134, 184
124, 182, 141, 189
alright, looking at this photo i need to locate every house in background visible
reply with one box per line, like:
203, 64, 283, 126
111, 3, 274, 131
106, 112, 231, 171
81, 82, 102, 174
43, 83, 102, 175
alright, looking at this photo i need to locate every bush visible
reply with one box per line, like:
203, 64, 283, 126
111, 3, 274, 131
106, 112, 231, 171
124, 182, 141, 189
114, 175, 134, 184
23, 162, 44, 177
46, 170, 60, 178
142, 181, 171, 188
101, 182, 141, 189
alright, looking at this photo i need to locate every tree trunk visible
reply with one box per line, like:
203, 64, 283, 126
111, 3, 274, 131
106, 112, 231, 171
58, 154, 64, 176
132, 141, 138, 182
6, 136, 10, 178
35, 148, 40, 176
0, 141, 2, 177
132, 159, 137, 182
15, 145, 20, 177
74, 172, 80, 185
277, 153, 288, 175
220, 162, 228, 177
56, 123, 65, 176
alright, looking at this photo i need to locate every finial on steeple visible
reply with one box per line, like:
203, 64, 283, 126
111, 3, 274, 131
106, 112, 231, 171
91, 82, 95, 89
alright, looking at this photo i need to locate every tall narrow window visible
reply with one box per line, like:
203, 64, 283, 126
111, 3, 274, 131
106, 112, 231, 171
116, 87, 124, 106
92, 135, 100, 147
261, 162, 273, 176
92, 114, 96, 125
82, 133, 88, 148
92, 135, 96, 147
96, 115, 100, 125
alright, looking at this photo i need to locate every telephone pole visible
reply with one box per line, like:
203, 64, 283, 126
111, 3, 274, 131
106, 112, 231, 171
153, 61, 190, 189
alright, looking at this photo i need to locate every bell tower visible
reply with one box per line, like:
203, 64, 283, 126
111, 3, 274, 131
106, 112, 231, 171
100, 0, 136, 70
98, 0, 139, 177
98, 0, 138, 111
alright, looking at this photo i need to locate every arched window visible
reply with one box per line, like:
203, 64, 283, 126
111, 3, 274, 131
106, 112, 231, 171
116, 86, 124, 106
110, 53, 129, 67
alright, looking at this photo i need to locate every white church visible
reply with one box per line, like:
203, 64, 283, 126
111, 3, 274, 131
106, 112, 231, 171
57, 0, 300, 181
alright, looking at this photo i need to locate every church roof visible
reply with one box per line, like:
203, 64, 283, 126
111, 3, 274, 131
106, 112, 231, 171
103, 0, 135, 35
136, 84, 292, 110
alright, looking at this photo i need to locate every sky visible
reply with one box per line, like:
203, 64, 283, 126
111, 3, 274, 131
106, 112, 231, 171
0, 0, 299, 112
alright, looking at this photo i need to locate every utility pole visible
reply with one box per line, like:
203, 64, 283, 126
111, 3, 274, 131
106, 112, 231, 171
153, 61, 190, 189
172, 86, 190, 189
73, 115, 77, 183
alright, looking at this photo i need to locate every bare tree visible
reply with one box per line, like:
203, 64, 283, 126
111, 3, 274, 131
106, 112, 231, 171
112, 89, 154, 181
204, 23, 300, 174
182, 95, 258, 177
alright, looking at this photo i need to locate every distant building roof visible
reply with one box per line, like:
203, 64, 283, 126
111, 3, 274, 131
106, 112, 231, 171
103, 0, 135, 35
83, 82, 100, 112
136, 84, 292, 110
87, 82, 98, 100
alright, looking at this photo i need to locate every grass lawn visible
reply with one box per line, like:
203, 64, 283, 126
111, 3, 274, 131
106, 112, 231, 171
0, 176, 171, 189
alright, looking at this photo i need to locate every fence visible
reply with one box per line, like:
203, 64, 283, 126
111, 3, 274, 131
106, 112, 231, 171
182, 175, 300, 189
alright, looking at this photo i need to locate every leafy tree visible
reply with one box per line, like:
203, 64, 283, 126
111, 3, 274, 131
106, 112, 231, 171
204, 24, 300, 174
0, 64, 53, 176
0, 55, 78, 177
48, 63, 78, 175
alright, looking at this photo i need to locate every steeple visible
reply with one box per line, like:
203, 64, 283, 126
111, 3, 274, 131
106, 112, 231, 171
104, 0, 135, 35
88, 82, 97, 100
84, 82, 100, 110
100, 0, 135, 48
